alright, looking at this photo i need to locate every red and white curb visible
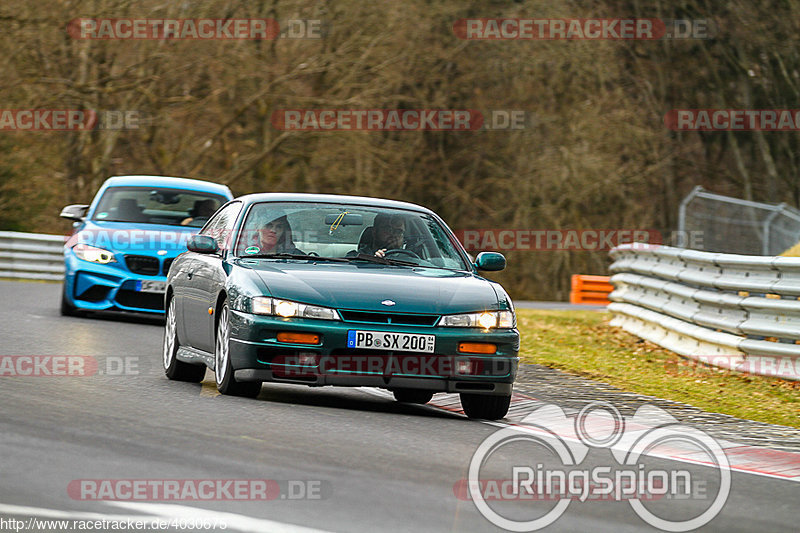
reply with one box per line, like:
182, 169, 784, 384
360, 387, 800, 482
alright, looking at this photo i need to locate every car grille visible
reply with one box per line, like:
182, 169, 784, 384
115, 289, 163, 311
162, 258, 175, 276
75, 285, 111, 302
125, 255, 159, 276
338, 310, 439, 326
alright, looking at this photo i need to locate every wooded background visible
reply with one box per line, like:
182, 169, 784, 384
2, 0, 799, 299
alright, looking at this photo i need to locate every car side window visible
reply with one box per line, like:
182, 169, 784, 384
201, 201, 242, 252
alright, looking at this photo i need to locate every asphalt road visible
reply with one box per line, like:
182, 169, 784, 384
0, 280, 797, 532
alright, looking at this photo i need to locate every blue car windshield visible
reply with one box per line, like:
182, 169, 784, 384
234, 202, 470, 270
92, 187, 227, 227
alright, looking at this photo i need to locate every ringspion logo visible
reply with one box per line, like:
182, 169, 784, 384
466, 402, 730, 531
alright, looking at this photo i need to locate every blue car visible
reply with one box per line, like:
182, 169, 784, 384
60, 175, 233, 317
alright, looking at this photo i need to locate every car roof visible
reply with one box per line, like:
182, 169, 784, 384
236, 193, 435, 215
101, 175, 233, 197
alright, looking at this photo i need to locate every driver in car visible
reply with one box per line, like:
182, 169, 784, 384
359, 213, 405, 258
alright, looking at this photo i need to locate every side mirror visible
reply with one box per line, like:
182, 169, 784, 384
60, 204, 89, 222
187, 234, 219, 254
474, 252, 506, 271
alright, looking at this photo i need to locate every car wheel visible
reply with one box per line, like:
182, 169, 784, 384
163, 297, 206, 382
460, 393, 511, 420
392, 389, 434, 404
215, 302, 261, 398
59, 283, 81, 317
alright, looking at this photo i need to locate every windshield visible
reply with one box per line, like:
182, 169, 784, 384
92, 186, 227, 227
234, 202, 470, 270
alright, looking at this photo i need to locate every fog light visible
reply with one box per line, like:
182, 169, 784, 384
458, 342, 497, 354
276, 332, 320, 344
456, 360, 474, 374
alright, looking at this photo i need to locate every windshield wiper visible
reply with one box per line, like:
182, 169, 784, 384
346, 253, 418, 267
242, 253, 350, 262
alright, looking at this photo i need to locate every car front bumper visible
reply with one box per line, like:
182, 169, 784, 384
63, 251, 173, 315
228, 310, 519, 395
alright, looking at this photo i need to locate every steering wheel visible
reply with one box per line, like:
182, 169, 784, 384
384, 248, 421, 259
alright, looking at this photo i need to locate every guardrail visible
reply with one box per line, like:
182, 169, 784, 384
608, 243, 800, 381
0, 231, 66, 281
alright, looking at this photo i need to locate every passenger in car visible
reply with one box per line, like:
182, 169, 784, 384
256, 214, 303, 254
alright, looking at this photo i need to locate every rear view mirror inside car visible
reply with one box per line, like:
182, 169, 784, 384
324, 213, 363, 226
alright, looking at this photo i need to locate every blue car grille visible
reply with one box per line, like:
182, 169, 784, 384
338, 311, 439, 326
125, 255, 159, 276
162, 258, 175, 276
75, 285, 111, 303
115, 289, 163, 310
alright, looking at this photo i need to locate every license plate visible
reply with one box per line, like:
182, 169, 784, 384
347, 330, 435, 353
136, 280, 166, 293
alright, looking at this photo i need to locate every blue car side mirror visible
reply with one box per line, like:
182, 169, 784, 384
474, 252, 506, 271
187, 234, 219, 254
60, 204, 89, 222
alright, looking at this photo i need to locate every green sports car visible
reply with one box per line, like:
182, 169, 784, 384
163, 193, 519, 419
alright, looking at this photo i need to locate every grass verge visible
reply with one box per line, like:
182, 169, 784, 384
517, 308, 800, 428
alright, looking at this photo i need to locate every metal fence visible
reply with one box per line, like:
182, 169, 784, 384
678, 186, 800, 256
608, 243, 800, 381
0, 231, 66, 281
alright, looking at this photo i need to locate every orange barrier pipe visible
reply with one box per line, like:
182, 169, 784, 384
569, 274, 612, 305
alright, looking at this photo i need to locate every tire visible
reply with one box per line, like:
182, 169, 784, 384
60, 283, 81, 317
215, 302, 261, 398
460, 393, 511, 420
163, 297, 206, 382
392, 389, 434, 404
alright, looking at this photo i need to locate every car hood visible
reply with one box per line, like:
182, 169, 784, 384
240, 260, 502, 314
67, 220, 198, 255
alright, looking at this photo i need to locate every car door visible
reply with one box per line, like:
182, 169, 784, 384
182, 201, 242, 352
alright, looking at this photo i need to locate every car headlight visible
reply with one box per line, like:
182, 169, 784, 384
72, 243, 116, 264
439, 310, 515, 329
250, 297, 340, 321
